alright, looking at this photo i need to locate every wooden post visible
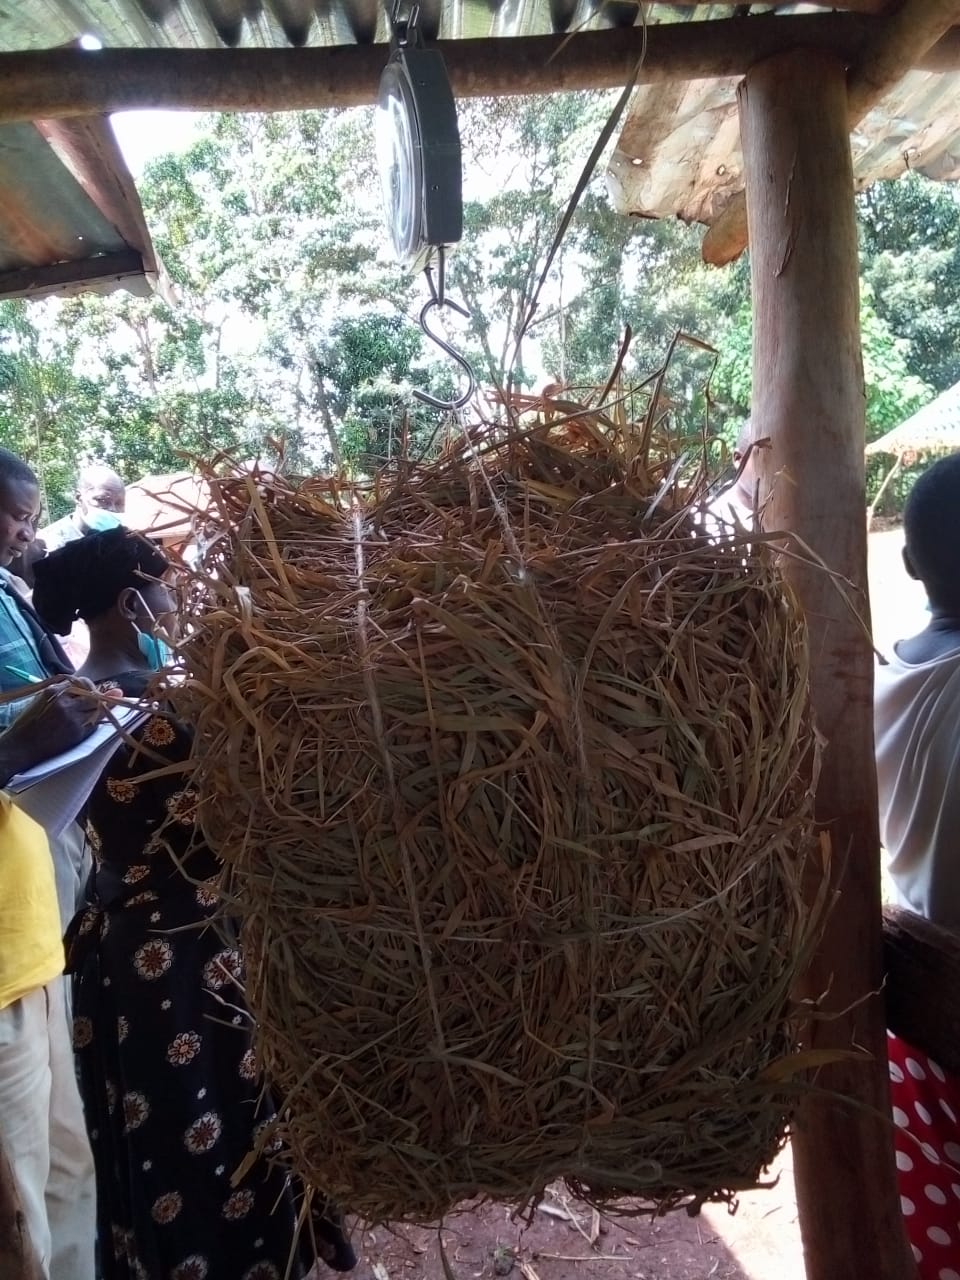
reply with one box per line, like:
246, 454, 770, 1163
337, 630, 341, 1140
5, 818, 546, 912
740, 49, 915, 1280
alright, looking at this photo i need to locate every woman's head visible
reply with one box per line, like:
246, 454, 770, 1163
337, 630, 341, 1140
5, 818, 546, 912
33, 529, 176, 659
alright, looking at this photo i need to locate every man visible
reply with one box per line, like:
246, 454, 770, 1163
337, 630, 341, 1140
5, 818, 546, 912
0, 451, 72, 708
40, 463, 125, 552
874, 455, 960, 1274
0, 680, 98, 1279
875, 453, 960, 924
0, 450, 89, 925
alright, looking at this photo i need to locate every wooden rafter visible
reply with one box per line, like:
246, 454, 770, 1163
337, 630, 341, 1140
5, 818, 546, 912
0, 16, 959, 123
702, 0, 960, 266
0, 250, 147, 301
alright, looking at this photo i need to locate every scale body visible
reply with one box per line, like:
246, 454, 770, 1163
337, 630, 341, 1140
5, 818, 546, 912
376, 39, 463, 271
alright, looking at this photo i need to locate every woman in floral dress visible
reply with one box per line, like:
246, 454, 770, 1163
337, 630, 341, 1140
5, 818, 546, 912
33, 529, 355, 1280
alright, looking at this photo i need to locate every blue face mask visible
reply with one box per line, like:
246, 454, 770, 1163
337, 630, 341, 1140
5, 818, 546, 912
131, 591, 172, 672
136, 629, 171, 672
85, 509, 121, 533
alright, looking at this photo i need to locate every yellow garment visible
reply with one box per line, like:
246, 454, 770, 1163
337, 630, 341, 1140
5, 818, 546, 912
0, 792, 63, 1010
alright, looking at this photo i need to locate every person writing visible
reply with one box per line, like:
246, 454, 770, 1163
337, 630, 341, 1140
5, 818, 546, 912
874, 454, 960, 1276
0, 681, 99, 1279
0, 448, 90, 928
33, 529, 355, 1280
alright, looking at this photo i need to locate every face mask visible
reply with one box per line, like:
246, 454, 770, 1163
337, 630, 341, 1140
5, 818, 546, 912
131, 591, 173, 672
86, 509, 121, 533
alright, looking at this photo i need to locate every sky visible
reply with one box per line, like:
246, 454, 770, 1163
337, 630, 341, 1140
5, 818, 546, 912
111, 110, 204, 177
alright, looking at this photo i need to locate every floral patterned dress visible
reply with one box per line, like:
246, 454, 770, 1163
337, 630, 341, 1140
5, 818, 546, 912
66, 672, 355, 1280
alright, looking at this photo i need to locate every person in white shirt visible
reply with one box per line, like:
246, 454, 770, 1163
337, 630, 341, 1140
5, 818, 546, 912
874, 453, 960, 1273
875, 453, 960, 925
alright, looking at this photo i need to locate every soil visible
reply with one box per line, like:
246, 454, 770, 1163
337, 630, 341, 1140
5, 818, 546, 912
356, 1147, 804, 1280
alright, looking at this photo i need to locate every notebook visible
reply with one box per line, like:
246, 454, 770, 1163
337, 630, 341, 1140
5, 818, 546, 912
7, 706, 150, 837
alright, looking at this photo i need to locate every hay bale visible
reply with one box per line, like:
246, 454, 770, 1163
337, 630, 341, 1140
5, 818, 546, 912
175, 412, 819, 1224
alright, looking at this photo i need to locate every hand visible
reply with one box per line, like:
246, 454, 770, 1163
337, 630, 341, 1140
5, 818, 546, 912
0, 679, 101, 787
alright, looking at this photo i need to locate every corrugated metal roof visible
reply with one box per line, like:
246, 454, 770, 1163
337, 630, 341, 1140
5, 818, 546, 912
866, 381, 960, 457
609, 17, 960, 223
0, 0, 652, 49
0, 112, 168, 302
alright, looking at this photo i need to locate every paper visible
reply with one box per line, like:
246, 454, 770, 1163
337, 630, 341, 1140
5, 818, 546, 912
7, 706, 149, 838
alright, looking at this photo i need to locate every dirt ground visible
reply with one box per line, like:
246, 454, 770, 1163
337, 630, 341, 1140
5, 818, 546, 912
356, 1146, 803, 1280
353, 531, 911, 1280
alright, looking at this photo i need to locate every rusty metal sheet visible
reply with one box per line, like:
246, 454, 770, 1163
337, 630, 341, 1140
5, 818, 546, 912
0, 0, 646, 49
609, 62, 960, 225
0, 117, 162, 299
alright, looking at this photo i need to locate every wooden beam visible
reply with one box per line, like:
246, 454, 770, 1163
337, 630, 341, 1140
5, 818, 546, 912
883, 906, 960, 1075
0, 17, 959, 123
848, 0, 960, 116
740, 48, 915, 1280
703, 0, 960, 266
0, 251, 148, 301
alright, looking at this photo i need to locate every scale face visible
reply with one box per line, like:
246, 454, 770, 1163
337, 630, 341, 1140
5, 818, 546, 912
376, 58, 424, 267
376, 46, 463, 272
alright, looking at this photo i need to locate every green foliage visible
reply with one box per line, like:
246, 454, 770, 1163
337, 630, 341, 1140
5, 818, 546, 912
713, 288, 933, 444
858, 174, 960, 392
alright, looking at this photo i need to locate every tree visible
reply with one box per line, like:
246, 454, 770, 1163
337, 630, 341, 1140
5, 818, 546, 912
858, 174, 960, 393
712, 287, 933, 475
0, 301, 108, 518
137, 110, 433, 468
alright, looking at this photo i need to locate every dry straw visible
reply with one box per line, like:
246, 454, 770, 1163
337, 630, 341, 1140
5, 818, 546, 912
173, 389, 820, 1225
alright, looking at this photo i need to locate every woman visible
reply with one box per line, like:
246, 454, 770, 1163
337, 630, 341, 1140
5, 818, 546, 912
33, 528, 355, 1280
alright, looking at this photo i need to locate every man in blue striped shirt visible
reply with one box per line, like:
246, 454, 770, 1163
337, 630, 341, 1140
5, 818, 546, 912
0, 450, 71, 720
0, 450, 83, 928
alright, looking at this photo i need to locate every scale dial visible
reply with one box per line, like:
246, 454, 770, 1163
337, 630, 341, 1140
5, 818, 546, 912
376, 47, 463, 272
376, 59, 425, 268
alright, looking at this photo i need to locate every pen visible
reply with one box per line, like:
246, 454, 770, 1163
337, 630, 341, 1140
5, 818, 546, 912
4, 665, 41, 684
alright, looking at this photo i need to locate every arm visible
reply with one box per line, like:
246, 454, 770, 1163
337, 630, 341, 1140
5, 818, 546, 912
0, 681, 99, 788
0, 693, 38, 733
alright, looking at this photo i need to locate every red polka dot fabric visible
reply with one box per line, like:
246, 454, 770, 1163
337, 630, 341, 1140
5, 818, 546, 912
888, 1030, 960, 1277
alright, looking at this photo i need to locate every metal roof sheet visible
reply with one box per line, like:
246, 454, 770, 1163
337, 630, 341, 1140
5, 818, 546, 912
0, 111, 169, 302
866, 381, 960, 457
609, 13, 960, 223
0, 0, 651, 49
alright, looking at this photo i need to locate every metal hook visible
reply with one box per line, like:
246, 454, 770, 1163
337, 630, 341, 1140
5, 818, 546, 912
414, 297, 477, 411
389, 0, 422, 47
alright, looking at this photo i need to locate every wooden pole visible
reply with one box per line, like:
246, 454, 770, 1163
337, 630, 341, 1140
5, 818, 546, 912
0, 19, 959, 123
740, 48, 915, 1280
704, 0, 960, 265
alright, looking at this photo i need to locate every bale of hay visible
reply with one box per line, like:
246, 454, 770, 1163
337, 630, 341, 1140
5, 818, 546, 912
174, 407, 819, 1224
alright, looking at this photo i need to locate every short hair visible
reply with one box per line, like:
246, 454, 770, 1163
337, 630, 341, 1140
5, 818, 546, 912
33, 527, 169, 635
0, 448, 37, 491
903, 454, 960, 607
